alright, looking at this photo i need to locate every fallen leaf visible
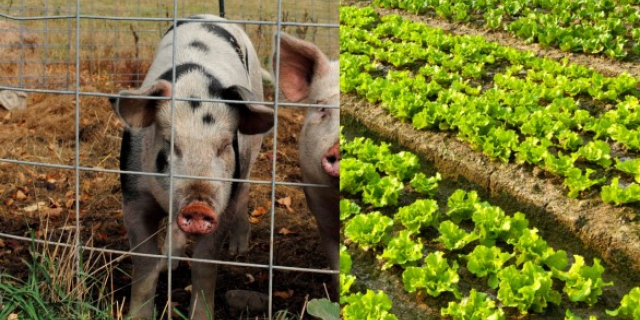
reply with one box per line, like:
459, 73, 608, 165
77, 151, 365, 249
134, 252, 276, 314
248, 217, 261, 224
23, 201, 46, 213
278, 227, 297, 236
8, 314, 18, 320
250, 206, 267, 217
15, 190, 27, 200
276, 197, 294, 213
274, 289, 294, 299
48, 197, 61, 208
5, 198, 14, 206
47, 207, 63, 217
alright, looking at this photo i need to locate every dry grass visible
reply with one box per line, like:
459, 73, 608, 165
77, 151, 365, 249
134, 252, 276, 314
1, 0, 338, 91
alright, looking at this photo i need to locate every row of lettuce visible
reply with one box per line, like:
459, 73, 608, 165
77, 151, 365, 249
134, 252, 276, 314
341, 6, 640, 205
373, 0, 640, 59
339, 130, 640, 319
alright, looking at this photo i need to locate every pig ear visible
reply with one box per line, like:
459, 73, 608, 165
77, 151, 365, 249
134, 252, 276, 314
222, 86, 274, 135
109, 80, 172, 128
273, 32, 330, 102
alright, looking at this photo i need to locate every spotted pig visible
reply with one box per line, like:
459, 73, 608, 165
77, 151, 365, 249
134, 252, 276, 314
109, 14, 273, 319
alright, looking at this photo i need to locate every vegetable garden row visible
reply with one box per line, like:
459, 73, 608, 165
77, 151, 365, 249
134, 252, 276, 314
341, 5, 640, 205
340, 132, 640, 319
339, 3, 640, 319
373, 0, 640, 59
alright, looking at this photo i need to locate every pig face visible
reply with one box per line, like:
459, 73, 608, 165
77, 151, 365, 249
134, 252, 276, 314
274, 33, 340, 188
111, 73, 273, 235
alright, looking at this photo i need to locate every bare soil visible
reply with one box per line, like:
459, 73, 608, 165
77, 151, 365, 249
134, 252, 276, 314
0, 75, 333, 318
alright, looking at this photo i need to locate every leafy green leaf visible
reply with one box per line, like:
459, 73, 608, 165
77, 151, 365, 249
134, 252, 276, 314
464, 245, 513, 289
307, 299, 340, 320
555, 255, 613, 306
441, 289, 506, 320
436, 220, 480, 250
378, 230, 425, 270
343, 290, 398, 320
402, 251, 461, 298
340, 199, 361, 221
344, 212, 394, 251
394, 199, 440, 233
362, 176, 405, 207
497, 261, 562, 313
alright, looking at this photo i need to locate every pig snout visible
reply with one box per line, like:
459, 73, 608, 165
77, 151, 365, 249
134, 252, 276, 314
321, 142, 340, 178
177, 202, 218, 235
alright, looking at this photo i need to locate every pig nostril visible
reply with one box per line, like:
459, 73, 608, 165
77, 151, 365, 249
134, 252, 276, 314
326, 155, 337, 164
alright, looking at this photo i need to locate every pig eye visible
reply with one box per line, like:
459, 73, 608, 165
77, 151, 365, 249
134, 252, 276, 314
217, 141, 232, 156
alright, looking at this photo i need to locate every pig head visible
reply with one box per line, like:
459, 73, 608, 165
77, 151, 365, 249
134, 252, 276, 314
273, 32, 340, 296
110, 14, 273, 319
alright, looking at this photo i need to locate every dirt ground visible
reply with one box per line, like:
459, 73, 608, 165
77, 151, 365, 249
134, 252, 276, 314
0, 71, 333, 318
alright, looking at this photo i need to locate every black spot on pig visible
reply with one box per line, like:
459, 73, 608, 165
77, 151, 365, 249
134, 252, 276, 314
201, 23, 245, 68
156, 149, 168, 173
244, 47, 249, 72
158, 63, 223, 97
190, 40, 209, 53
164, 16, 204, 36
203, 113, 214, 124
189, 96, 201, 110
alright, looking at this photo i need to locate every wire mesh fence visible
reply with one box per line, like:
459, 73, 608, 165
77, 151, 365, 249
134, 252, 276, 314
0, 0, 338, 318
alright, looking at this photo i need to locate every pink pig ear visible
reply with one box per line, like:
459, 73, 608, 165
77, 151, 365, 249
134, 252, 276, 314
273, 32, 330, 102
109, 80, 172, 128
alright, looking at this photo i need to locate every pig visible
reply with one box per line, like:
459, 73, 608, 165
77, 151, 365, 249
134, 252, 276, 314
272, 33, 340, 295
109, 14, 273, 319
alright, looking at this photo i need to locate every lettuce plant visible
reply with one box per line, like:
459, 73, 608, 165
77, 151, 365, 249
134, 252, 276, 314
378, 230, 425, 270
446, 189, 480, 224
402, 251, 461, 298
601, 177, 640, 205
464, 245, 513, 289
554, 255, 613, 306
340, 245, 356, 302
341, 158, 380, 195
362, 175, 405, 207
510, 228, 568, 271
410, 172, 441, 196
342, 290, 398, 320
436, 220, 480, 251
441, 289, 505, 320
497, 261, 562, 313
394, 199, 440, 234
615, 158, 640, 183
607, 287, 640, 319
340, 199, 361, 221
344, 212, 394, 251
